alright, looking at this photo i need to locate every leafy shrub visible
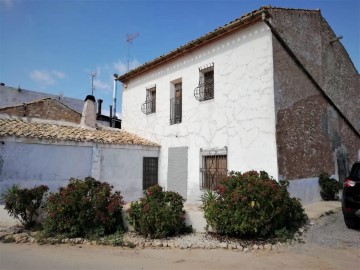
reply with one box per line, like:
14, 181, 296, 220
202, 171, 307, 239
318, 172, 342, 200
2, 184, 49, 229
44, 177, 124, 238
127, 185, 191, 238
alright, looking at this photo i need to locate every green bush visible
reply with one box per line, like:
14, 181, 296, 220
319, 172, 342, 201
201, 170, 307, 239
127, 185, 191, 238
44, 177, 124, 238
2, 184, 49, 229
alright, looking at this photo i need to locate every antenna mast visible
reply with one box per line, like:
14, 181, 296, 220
90, 72, 96, 95
126, 32, 139, 71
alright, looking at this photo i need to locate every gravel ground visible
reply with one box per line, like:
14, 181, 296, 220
300, 210, 360, 249
1, 210, 359, 270
1, 204, 357, 252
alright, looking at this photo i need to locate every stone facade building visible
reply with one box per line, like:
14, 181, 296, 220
117, 7, 360, 204
0, 98, 81, 124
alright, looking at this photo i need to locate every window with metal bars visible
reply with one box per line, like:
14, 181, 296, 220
170, 82, 182, 125
194, 63, 214, 101
200, 147, 227, 189
141, 86, 156, 115
143, 157, 158, 190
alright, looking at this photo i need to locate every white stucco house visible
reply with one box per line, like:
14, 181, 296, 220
117, 7, 360, 204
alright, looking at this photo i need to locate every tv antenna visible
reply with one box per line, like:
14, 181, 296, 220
90, 72, 96, 95
126, 32, 139, 71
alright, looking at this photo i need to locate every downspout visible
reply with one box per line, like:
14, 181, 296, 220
262, 11, 360, 138
112, 74, 118, 118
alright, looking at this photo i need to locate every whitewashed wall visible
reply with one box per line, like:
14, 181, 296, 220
122, 22, 277, 202
0, 138, 159, 202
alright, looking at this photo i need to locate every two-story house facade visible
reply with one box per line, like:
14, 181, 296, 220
118, 7, 360, 204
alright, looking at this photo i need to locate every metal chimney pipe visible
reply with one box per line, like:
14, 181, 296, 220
109, 105, 113, 127
112, 74, 118, 118
97, 99, 103, 115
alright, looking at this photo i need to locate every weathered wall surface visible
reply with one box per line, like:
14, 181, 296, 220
0, 85, 84, 113
269, 8, 360, 132
99, 145, 159, 202
0, 99, 81, 123
0, 138, 159, 202
0, 140, 92, 192
122, 22, 277, 202
270, 9, 360, 203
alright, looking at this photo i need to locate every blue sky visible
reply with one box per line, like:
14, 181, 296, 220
1, 0, 359, 117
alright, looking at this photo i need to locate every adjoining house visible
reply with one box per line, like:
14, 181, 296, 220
0, 84, 84, 113
0, 96, 159, 202
0, 98, 82, 124
0, 84, 121, 129
117, 6, 360, 204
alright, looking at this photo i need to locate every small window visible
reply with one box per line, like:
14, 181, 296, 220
194, 63, 214, 101
200, 147, 227, 189
141, 86, 156, 115
143, 157, 158, 190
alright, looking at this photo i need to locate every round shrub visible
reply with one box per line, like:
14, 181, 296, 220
44, 177, 124, 238
2, 184, 48, 229
318, 172, 342, 200
202, 170, 307, 238
127, 185, 191, 238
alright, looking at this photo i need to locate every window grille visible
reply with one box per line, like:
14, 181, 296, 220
200, 147, 227, 189
141, 98, 156, 114
194, 63, 214, 101
143, 157, 158, 190
141, 86, 156, 115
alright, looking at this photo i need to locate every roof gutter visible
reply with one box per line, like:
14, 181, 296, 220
118, 7, 269, 83
262, 11, 360, 138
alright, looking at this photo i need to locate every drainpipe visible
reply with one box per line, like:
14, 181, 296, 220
262, 12, 360, 138
112, 74, 118, 119
109, 105, 113, 127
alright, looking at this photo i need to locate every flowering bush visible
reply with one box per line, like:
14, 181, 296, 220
2, 184, 48, 229
127, 185, 191, 238
318, 172, 342, 200
44, 177, 124, 238
202, 171, 307, 238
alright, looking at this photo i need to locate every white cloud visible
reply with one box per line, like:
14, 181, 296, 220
114, 59, 141, 75
51, 70, 65, 79
93, 79, 111, 92
0, 0, 14, 8
29, 69, 66, 86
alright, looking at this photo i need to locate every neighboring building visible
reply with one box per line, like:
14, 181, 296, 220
0, 84, 84, 113
118, 7, 360, 204
0, 84, 120, 128
0, 98, 81, 124
0, 96, 159, 202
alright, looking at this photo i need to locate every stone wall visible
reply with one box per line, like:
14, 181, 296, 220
270, 9, 360, 203
269, 8, 360, 133
0, 85, 84, 113
0, 99, 81, 124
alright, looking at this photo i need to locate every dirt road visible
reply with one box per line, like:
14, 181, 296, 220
1, 212, 359, 270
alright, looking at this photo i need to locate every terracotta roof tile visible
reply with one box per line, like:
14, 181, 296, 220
0, 117, 158, 146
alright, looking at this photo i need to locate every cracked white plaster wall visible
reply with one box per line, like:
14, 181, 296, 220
122, 22, 278, 202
